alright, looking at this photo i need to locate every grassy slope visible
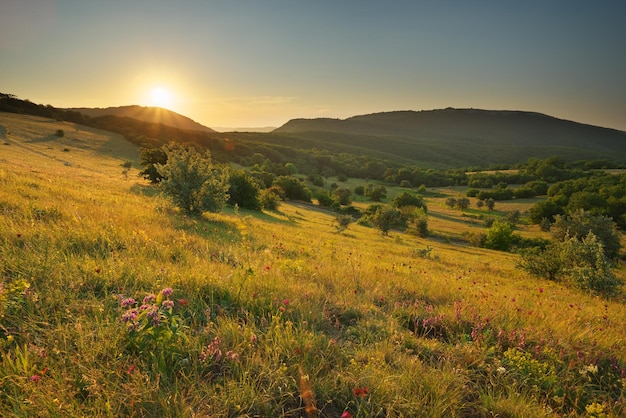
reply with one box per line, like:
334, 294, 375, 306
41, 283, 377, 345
1, 113, 625, 417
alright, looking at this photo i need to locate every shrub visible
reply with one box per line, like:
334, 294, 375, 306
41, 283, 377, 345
392, 192, 426, 211
332, 187, 352, 206
315, 190, 336, 207
272, 176, 312, 202
227, 170, 261, 210
406, 207, 429, 237
553, 209, 621, 260
335, 214, 352, 233
484, 221, 514, 251
371, 206, 401, 236
354, 185, 365, 196
365, 184, 387, 202
54, 129, 64, 137
259, 188, 281, 210
139, 147, 168, 184
157, 143, 229, 215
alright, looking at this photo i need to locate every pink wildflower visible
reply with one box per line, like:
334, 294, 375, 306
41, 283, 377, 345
160, 287, 173, 297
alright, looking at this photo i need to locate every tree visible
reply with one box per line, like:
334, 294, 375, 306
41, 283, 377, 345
485, 198, 495, 210
444, 197, 457, 208
456, 197, 470, 210
227, 170, 261, 210
406, 207, 429, 237
371, 206, 401, 236
528, 199, 564, 224
393, 192, 427, 211
139, 147, 168, 184
484, 221, 514, 251
333, 187, 352, 206
552, 209, 621, 260
476, 200, 485, 209
365, 184, 387, 202
259, 188, 281, 210
157, 143, 229, 215
334, 214, 352, 233
272, 176, 312, 202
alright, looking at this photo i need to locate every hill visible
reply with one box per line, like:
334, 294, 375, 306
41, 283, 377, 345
274, 109, 626, 167
67, 105, 216, 133
0, 112, 625, 416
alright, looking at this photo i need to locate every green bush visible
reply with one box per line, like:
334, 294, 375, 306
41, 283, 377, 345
157, 143, 229, 215
484, 221, 514, 251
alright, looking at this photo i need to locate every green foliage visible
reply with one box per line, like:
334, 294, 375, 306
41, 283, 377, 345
364, 183, 387, 202
227, 170, 261, 210
553, 209, 621, 260
334, 214, 352, 233
456, 197, 470, 210
445, 197, 457, 208
392, 191, 426, 211
138, 147, 168, 183
405, 207, 429, 237
519, 232, 621, 295
354, 185, 365, 196
272, 176, 312, 202
485, 198, 495, 210
370, 205, 401, 235
332, 187, 352, 206
484, 221, 514, 251
529, 199, 564, 223
315, 189, 335, 207
258, 188, 281, 210
157, 143, 229, 214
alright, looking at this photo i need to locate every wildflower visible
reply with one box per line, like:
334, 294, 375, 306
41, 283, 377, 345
121, 308, 138, 322
146, 306, 161, 325
250, 333, 258, 344
121, 297, 135, 308
353, 387, 369, 397
30, 375, 40, 382
226, 350, 239, 362
160, 287, 173, 297
177, 298, 188, 306
283, 299, 290, 305
539, 287, 543, 293
496, 366, 506, 374
161, 300, 175, 309
201, 336, 222, 362
341, 412, 353, 418
143, 294, 156, 304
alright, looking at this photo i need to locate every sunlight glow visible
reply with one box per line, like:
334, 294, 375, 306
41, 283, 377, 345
149, 86, 173, 109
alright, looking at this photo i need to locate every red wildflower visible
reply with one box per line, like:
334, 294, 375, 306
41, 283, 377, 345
341, 412, 353, 418
353, 387, 369, 397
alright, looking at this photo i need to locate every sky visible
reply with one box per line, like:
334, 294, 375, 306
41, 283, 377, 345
1, 0, 625, 131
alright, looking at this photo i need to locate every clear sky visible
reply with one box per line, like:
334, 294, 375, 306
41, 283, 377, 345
1, 0, 625, 130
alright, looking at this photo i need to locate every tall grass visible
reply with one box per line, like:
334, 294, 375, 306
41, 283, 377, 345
1, 113, 625, 416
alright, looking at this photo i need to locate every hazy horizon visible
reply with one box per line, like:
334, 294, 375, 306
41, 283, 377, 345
1, 1, 625, 131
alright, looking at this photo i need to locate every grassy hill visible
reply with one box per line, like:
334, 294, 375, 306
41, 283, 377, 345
68, 105, 216, 133
1, 112, 625, 416
274, 109, 626, 167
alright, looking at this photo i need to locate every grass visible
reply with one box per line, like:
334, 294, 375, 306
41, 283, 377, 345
1, 113, 625, 417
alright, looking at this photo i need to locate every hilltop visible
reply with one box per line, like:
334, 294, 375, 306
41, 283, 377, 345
274, 109, 626, 166
67, 105, 216, 133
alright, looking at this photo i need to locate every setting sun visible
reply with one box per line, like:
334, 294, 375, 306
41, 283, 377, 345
149, 86, 172, 109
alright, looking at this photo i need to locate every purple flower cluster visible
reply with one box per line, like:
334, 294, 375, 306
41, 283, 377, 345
120, 288, 175, 329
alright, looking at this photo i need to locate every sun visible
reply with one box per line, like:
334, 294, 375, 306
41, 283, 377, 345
149, 86, 173, 108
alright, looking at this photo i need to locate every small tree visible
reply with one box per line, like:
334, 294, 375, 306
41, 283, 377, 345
139, 147, 168, 184
484, 221, 514, 251
456, 197, 470, 210
371, 206, 401, 236
227, 170, 261, 210
365, 184, 387, 202
552, 209, 621, 260
393, 192, 427, 211
335, 214, 352, 233
333, 187, 352, 206
406, 207, 429, 237
444, 197, 457, 208
259, 188, 281, 210
157, 143, 228, 215
485, 198, 495, 211
476, 200, 485, 209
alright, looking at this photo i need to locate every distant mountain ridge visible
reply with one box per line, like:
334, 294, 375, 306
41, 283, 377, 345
67, 105, 216, 133
275, 108, 626, 151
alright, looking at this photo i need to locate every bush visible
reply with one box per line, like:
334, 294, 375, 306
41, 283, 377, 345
371, 206, 401, 236
272, 176, 312, 202
365, 184, 387, 202
259, 188, 281, 210
406, 207, 429, 237
332, 187, 352, 206
484, 221, 514, 251
139, 147, 168, 184
54, 129, 64, 137
334, 214, 352, 233
553, 209, 621, 260
392, 192, 426, 211
227, 170, 261, 210
157, 143, 229, 215
519, 232, 622, 296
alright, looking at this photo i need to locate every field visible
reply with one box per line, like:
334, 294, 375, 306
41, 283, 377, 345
1, 113, 625, 417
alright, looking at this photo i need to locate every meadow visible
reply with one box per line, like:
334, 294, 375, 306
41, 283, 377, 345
1, 113, 625, 417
